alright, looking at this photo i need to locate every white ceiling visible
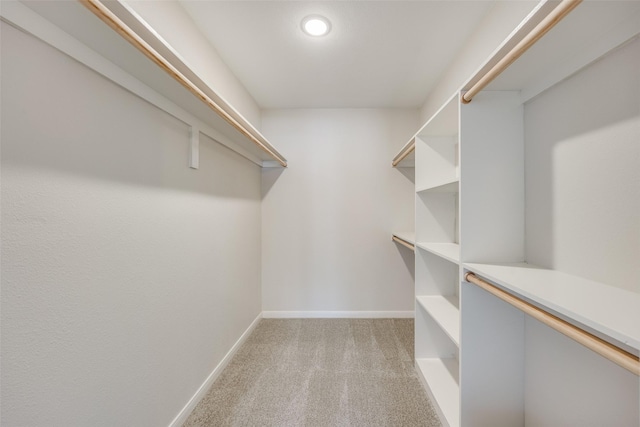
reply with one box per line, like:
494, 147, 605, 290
179, 1, 496, 109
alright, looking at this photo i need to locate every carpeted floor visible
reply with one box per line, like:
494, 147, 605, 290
183, 318, 441, 426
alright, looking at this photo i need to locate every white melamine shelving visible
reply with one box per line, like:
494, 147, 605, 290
416, 358, 460, 427
454, 2, 640, 425
414, 92, 462, 427
416, 295, 460, 346
415, 242, 459, 265
464, 262, 640, 352
412, 2, 640, 426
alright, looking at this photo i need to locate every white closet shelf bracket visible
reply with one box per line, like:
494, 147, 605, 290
189, 127, 199, 169
79, 0, 287, 167
461, 0, 583, 104
465, 272, 640, 376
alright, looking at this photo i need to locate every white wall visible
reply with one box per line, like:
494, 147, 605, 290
261, 109, 417, 316
123, 0, 263, 129
524, 36, 640, 293
419, 1, 537, 123
524, 317, 639, 426
1, 22, 262, 426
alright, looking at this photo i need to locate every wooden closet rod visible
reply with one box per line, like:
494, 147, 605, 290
79, 0, 287, 167
392, 236, 415, 251
391, 139, 415, 167
465, 272, 640, 376
461, 0, 582, 104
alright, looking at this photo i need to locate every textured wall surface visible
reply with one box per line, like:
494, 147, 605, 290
1, 22, 262, 426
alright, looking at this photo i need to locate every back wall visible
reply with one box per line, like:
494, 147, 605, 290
261, 109, 417, 317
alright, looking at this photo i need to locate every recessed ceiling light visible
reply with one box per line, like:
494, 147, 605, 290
301, 15, 331, 37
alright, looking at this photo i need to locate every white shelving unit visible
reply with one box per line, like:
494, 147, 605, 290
411, 1, 640, 425
413, 94, 461, 426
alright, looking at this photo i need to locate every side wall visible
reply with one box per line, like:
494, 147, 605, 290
261, 109, 417, 316
524, 36, 640, 292
1, 22, 262, 426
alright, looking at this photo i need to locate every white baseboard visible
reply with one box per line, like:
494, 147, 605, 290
168, 313, 263, 427
261, 311, 414, 319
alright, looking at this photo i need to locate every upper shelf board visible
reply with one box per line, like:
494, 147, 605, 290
464, 0, 640, 103
6, 0, 287, 167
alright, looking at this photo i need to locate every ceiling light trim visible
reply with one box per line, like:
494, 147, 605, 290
301, 15, 331, 37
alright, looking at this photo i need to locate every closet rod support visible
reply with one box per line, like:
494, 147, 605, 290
461, 0, 582, 104
464, 272, 640, 376
190, 127, 200, 169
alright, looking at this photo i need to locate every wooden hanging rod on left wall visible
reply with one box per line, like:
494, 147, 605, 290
79, 0, 287, 167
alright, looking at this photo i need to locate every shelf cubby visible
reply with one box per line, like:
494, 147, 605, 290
417, 295, 460, 347
416, 357, 460, 427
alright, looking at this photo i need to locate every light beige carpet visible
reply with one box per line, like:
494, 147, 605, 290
183, 318, 441, 426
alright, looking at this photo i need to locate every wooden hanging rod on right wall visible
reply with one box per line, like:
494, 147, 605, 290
465, 272, 640, 376
461, 0, 583, 104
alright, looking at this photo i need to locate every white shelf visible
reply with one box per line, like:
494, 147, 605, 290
416, 295, 460, 347
416, 358, 460, 427
464, 262, 640, 353
417, 179, 459, 194
415, 242, 459, 265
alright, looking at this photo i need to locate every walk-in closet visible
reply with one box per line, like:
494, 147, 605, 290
2, 0, 638, 426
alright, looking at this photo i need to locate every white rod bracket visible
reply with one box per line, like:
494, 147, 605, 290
190, 126, 199, 169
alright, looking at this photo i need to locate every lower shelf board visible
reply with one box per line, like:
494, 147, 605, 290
416, 357, 459, 427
